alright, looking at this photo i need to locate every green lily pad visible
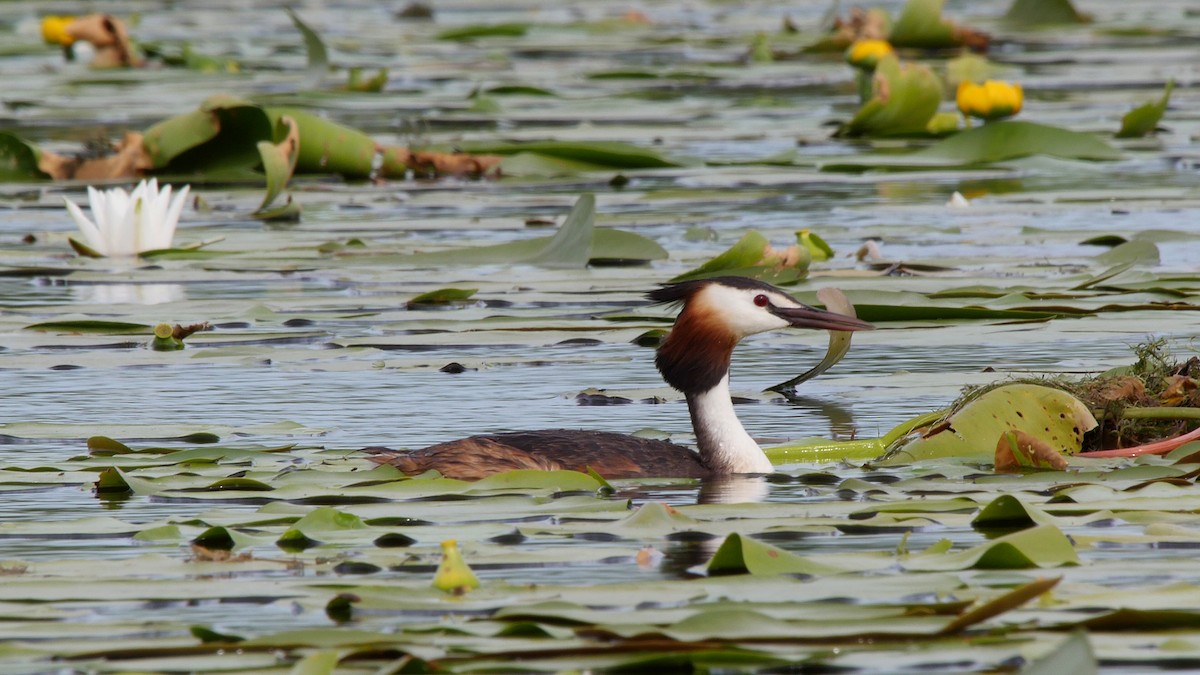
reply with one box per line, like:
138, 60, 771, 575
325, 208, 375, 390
407, 287, 478, 308
1117, 80, 1174, 138
706, 533, 840, 576
437, 23, 529, 41
459, 140, 679, 169
906, 525, 1080, 570
0, 132, 50, 181
1005, 0, 1089, 25
890, 0, 967, 49
837, 55, 943, 138
824, 121, 1121, 171
882, 384, 1097, 463
286, 8, 329, 71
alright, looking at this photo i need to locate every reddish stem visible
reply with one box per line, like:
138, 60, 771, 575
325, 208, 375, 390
1083, 425, 1200, 458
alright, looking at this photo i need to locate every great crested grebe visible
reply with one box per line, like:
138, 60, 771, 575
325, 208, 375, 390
365, 276, 873, 479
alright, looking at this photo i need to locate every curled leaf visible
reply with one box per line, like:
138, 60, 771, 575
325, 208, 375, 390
882, 384, 1097, 463
671, 230, 809, 284
995, 430, 1069, 473
837, 55, 943, 138
767, 288, 859, 393
1116, 80, 1174, 139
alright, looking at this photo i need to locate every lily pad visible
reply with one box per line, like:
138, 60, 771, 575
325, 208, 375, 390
1117, 80, 1174, 138
836, 55, 943, 138
882, 384, 1098, 463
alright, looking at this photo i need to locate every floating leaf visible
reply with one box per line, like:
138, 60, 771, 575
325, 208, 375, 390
1004, 0, 1089, 25
1022, 632, 1098, 675
407, 287, 478, 309
1096, 240, 1160, 266
437, 23, 529, 41
883, 384, 1097, 463
824, 120, 1121, 170
671, 230, 809, 283
267, 108, 377, 177
524, 193, 594, 268
972, 494, 1050, 530
0, 132, 52, 181
191, 625, 246, 644
459, 140, 679, 169
142, 95, 273, 176
1117, 80, 1174, 138
907, 525, 1079, 570
255, 114, 299, 212
344, 67, 388, 92
25, 320, 150, 334
286, 8, 329, 71
93, 467, 131, 494
706, 533, 839, 576
88, 436, 133, 456
394, 197, 663, 268
921, 121, 1120, 163
797, 230, 833, 262
890, 0, 952, 47
837, 55, 943, 138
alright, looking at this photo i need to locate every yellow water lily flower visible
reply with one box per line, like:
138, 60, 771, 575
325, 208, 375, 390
845, 39, 894, 70
956, 80, 1023, 121
41, 15, 77, 46
432, 540, 480, 594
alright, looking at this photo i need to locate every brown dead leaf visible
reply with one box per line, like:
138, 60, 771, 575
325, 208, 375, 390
380, 146, 502, 178
173, 323, 211, 340
1094, 375, 1146, 405
760, 243, 804, 268
1160, 375, 1198, 407
621, 10, 652, 25
830, 8, 890, 45
66, 14, 142, 68
37, 132, 152, 181
189, 544, 253, 562
951, 25, 991, 53
636, 545, 663, 569
995, 430, 1069, 473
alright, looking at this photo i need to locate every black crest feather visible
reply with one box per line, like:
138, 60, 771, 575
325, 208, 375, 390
646, 276, 782, 306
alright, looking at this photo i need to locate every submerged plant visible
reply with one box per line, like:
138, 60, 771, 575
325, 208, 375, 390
64, 179, 190, 258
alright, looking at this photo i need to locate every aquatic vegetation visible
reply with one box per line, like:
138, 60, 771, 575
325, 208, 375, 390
64, 179, 189, 257
0, 0, 1197, 671
957, 80, 1024, 122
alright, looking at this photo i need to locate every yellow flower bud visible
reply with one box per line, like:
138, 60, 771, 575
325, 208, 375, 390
432, 539, 480, 594
41, 15, 77, 47
956, 80, 1023, 121
845, 40, 894, 71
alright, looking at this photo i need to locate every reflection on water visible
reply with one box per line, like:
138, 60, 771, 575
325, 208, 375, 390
71, 282, 187, 305
774, 394, 859, 440
697, 475, 769, 505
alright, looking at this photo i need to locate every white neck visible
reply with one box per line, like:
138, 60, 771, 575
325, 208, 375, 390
686, 374, 774, 474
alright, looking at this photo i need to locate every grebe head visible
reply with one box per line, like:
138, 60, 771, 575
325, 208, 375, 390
648, 276, 872, 394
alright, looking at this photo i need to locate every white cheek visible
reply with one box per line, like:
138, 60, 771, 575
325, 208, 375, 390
699, 286, 790, 336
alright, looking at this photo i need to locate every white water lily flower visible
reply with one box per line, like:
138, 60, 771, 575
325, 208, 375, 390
64, 179, 190, 257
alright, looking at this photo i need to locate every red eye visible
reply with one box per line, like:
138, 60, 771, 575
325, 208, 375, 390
753, 294, 769, 307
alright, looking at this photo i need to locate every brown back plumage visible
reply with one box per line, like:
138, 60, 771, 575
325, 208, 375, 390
364, 429, 710, 480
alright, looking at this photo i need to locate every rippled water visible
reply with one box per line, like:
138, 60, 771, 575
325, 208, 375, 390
1, 0, 1199, 670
